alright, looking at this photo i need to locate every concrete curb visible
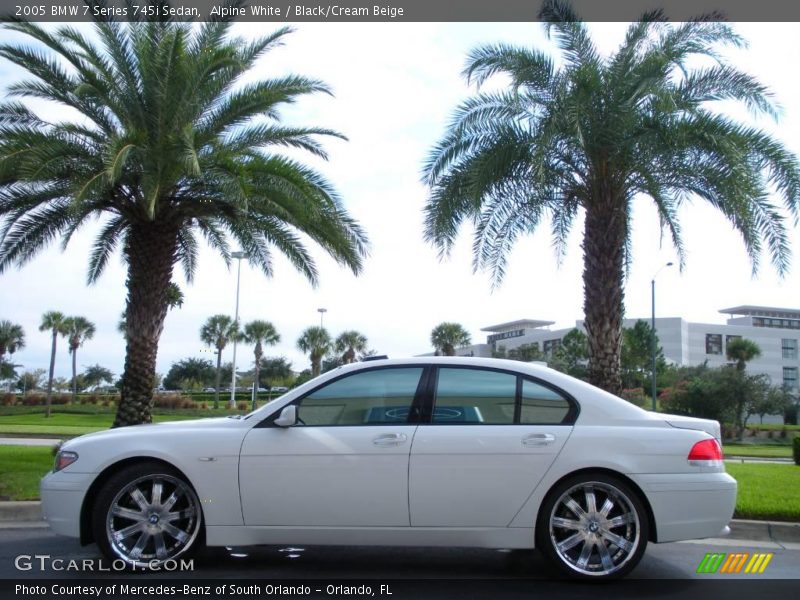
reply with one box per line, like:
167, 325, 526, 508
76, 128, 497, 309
0, 501, 798, 545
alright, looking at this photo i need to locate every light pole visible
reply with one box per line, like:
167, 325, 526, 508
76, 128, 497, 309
317, 308, 327, 328
230, 251, 247, 409
651, 262, 673, 411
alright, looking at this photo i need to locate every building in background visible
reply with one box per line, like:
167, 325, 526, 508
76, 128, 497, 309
443, 306, 800, 395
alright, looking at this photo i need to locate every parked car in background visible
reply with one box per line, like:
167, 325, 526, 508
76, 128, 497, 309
269, 386, 289, 393
40, 357, 735, 579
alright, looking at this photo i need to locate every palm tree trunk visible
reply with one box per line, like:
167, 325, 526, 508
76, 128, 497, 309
254, 343, 262, 408
582, 195, 626, 395
312, 357, 321, 377
114, 222, 179, 427
45, 329, 57, 418
71, 347, 77, 403
214, 349, 222, 410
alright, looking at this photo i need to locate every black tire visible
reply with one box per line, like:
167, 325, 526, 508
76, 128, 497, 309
92, 461, 204, 569
536, 472, 649, 580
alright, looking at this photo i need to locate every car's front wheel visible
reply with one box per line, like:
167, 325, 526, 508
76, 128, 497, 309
536, 473, 648, 579
92, 461, 203, 568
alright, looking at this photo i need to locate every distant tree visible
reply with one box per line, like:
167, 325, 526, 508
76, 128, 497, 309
550, 329, 589, 379
163, 358, 216, 391
242, 320, 280, 406
297, 327, 332, 376
82, 364, 114, 390
294, 369, 314, 387
725, 337, 762, 437
620, 320, 666, 392
430, 322, 471, 356
0, 320, 25, 362
39, 311, 68, 417
15, 368, 46, 392
63, 316, 95, 402
753, 383, 791, 425
254, 357, 293, 388
335, 330, 368, 364
200, 315, 240, 409
726, 338, 762, 372
509, 343, 544, 362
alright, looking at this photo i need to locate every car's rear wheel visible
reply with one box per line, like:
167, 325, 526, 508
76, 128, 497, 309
92, 462, 203, 568
536, 473, 648, 579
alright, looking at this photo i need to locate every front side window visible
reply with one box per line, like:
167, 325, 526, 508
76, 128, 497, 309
297, 368, 423, 425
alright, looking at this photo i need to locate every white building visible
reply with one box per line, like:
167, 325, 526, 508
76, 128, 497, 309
449, 306, 800, 393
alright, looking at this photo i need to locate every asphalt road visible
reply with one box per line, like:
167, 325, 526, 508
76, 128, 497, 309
0, 526, 798, 580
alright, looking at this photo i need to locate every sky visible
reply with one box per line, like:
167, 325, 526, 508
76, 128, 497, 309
0, 20, 799, 381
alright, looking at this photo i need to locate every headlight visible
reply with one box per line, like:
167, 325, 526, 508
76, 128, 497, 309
54, 450, 78, 472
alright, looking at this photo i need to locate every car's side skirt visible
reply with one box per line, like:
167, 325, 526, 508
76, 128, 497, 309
205, 526, 536, 549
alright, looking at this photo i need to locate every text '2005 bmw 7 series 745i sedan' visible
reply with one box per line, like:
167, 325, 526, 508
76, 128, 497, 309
41, 357, 736, 579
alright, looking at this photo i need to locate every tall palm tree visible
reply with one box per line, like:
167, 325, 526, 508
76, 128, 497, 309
422, 0, 800, 394
430, 322, 471, 356
297, 326, 332, 377
0, 319, 25, 362
726, 338, 762, 372
63, 316, 95, 402
118, 282, 184, 339
242, 320, 280, 403
200, 314, 240, 409
39, 311, 68, 418
0, 18, 369, 427
335, 330, 368, 364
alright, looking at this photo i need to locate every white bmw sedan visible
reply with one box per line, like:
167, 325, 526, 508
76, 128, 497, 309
41, 357, 736, 579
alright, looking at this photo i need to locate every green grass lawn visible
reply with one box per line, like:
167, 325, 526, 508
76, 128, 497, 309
724, 443, 792, 459
0, 412, 205, 436
0, 446, 54, 500
726, 463, 800, 521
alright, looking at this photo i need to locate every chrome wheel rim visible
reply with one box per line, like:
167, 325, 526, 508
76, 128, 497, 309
106, 474, 201, 566
549, 481, 641, 577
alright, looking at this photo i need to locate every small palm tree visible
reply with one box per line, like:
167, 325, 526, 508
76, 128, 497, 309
726, 338, 762, 372
200, 315, 240, 409
430, 323, 471, 356
297, 327, 332, 377
422, 0, 800, 394
242, 320, 280, 406
335, 330, 368, 364
63, 317, 95, 402
0, 319, 25, 362
39, 311, 68, 418
0, 20, 369, 427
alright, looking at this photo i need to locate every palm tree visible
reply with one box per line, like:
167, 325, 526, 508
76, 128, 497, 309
63, 316, 95, 402
422, 0, 800, 395
118, 282, 184, 339
242, 320, 280, 404
430, 322, 471, 356
335, 330, 368, 364
0, 19, 369, 427
297, 327, 332, 377
0, 319, 25, 362
726, 338, 762, 372
39, 311, 68, 418
200, 315, 240, 409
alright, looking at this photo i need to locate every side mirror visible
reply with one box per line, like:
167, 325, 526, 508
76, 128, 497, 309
274, 405, 298, 427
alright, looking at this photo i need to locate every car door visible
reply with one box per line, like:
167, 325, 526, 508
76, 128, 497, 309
409, 366, 575, 527
240, 366, 425, 527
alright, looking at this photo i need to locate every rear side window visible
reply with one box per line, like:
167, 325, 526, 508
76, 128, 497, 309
432, 367, 574, 425
520, 379, 571, 424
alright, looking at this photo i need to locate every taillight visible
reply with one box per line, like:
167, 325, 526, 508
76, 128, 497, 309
688, 439, 724, 467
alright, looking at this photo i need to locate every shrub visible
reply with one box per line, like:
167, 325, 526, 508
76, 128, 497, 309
794, 437, 800, 466
236, 401, 248, 411
1, 393, 16, 406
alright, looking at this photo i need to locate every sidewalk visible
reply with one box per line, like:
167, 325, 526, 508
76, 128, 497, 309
0, 437, 62, 447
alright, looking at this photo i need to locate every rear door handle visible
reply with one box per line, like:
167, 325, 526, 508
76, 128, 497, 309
373, 433, 408, 447
522, 433, 556, 447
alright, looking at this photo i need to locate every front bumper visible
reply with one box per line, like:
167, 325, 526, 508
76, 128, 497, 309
40, 470, 95, 539
633, 472, 737, 543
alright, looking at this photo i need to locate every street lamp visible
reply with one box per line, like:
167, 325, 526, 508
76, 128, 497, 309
317, 307, 327, 328
230, 251, 248, 409
651, 262, 674, 411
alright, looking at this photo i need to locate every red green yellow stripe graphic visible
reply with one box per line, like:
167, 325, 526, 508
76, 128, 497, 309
696, 552, 773, 574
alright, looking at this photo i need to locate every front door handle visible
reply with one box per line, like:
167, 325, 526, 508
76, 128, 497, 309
522, 433, 556, 447
373, 433, 408, 447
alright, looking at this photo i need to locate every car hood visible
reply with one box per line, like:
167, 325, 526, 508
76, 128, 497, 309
654, 413, 721, 440
61, 416, 243, 449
